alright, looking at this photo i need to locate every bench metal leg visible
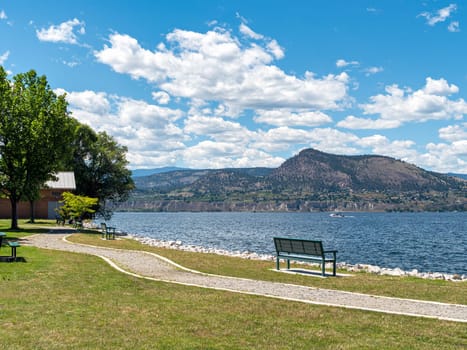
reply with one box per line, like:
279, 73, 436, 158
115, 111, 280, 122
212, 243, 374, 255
322, 262, 326, 276
10, 246, 17, 261
333, 260, 336, 276
276, 257, 280, 270
286, 259, 290, 269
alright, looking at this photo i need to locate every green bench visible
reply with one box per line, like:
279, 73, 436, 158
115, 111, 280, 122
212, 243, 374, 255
100, 223, 116, 240
0, 232, 21, 261
273, 237, 338, 276
73, 220, 83, 231
7, 241, 20, 261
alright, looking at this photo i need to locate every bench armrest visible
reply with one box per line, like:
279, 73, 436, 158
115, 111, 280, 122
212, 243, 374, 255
324, 250, 338, 259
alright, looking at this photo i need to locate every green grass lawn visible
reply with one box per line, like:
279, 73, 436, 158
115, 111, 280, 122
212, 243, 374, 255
0, 221, 466, 349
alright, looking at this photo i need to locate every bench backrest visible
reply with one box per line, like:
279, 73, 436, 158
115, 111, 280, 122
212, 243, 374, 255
274, 237, 324, 257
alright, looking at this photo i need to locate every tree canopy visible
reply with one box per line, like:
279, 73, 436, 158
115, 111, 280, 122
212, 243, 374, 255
66, 122, 134, 219
0, 67, 73, 229
0, 67, 134, 228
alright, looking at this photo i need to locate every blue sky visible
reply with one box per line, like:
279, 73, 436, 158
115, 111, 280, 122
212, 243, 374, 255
1, 1, 466, 173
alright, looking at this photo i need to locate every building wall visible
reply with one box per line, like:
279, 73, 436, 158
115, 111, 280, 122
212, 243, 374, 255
0, 189, 66, 219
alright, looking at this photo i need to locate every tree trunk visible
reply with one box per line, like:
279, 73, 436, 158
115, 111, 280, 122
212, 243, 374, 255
29, 200, 35, 223
10, 196, 19, 230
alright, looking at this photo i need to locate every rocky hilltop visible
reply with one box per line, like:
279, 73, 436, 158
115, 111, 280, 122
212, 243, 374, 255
116, 148, 466, 212
270, 149, 460, 192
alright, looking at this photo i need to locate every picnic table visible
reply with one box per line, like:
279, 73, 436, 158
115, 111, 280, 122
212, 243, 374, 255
0, 232, 21, 262
0, 232, 5, 247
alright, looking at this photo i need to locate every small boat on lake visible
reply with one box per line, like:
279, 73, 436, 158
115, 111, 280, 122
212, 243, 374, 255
329, 212, 345, 218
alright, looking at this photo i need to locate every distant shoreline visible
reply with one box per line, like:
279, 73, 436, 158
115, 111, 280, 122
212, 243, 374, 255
113, 207, 466, 213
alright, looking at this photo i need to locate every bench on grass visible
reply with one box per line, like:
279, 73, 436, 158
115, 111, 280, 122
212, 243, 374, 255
0, 232, 5, 247
73, 220, 83, 231
100, 223, 116, 240
0, 232, 21, 262
7, 241, 20, 261
273, 237, 338, 276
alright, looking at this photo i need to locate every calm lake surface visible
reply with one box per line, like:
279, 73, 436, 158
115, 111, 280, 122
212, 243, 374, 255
106, 212, 467, 275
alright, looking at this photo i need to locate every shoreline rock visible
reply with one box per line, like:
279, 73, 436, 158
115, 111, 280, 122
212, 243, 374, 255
128, 235, 467, 282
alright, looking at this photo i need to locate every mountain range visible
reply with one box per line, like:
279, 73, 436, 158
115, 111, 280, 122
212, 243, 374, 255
119, 148, 466, 212
131, 167, 188, 178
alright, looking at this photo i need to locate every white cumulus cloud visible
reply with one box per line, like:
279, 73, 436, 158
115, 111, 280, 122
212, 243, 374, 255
364, 66, 384, 76
352, 77, 467, 128
336, 59, 359, 68
358, 135, 417, 160
422, 140, 467, 173
419, 4, 457, 26
337, 115, 401, 129
84, 22, 465, 173
36, 18, 85, 44
423, 77, 458, 95
184, 115, 254, 144
58, 88, 186, 167
254, 109, 332, 127
182, 140, 284, 168
95, 27, 349, 115
0, 50, 9, 64
58, 89, 111, 115
152, 91, 171, 104
239, 23, 263, 39
253, 127, 313, 152
448, 21, 460, 32
439, 123, 467, 142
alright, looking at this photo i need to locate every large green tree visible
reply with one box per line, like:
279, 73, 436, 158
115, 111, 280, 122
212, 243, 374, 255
67, 123, 134, 219
0, 67, 73, 229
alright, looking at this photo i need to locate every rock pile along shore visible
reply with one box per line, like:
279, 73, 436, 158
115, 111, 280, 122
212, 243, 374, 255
130, 235, 467, 282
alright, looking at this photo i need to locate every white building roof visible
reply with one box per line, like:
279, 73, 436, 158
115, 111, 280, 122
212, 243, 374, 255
45, 172, 76, 190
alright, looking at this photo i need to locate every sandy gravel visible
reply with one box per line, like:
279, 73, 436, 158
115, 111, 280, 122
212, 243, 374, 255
23, 232, 467, 323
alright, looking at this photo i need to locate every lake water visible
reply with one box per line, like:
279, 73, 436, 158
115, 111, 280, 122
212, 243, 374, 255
105, 212, 467, 275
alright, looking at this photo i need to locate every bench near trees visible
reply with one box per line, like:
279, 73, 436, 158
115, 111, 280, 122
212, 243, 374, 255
100, 223, 116, 240
273, 237, 338, 276
0, 232, 21, 262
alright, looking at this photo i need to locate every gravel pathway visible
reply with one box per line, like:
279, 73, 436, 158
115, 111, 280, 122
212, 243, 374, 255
23, 232, 467, 323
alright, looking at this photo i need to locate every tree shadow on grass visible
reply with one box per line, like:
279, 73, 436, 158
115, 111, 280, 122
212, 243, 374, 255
2, 228, 51, 235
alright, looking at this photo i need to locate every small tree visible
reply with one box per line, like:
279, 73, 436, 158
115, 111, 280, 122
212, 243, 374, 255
58, 192, 98, 222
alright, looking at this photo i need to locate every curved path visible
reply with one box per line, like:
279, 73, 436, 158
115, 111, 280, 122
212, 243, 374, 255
24, 232, 467, 323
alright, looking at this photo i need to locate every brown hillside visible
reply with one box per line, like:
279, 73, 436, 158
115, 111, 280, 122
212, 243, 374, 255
270, 148, 462, 192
